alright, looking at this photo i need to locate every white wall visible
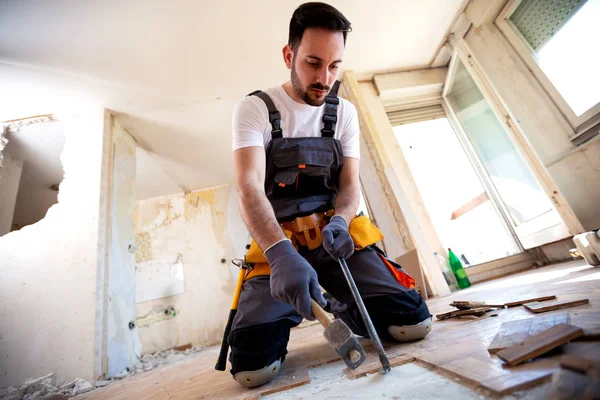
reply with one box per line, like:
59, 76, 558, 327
134, 184, 249, 354
0, 109, 106, 387
0, 149, 23, 235
463, 24, 600, 231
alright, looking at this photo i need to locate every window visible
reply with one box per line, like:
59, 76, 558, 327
393, 117, 520, 265
497, 0, 600, 132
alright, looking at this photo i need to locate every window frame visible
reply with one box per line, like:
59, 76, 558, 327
495, 0, 600, 136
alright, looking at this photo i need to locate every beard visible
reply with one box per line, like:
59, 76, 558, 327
291, 62, 331, 107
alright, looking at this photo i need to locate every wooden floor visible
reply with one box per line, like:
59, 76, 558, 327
79, 259, 599, 399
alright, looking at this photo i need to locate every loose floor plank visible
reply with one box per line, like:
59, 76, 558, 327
504, 295, 557, 307
436, 306, 492, 320
496, 324, 584, 366
487, 312, 569, 354
569, 310, 600, 338
450, 300, 505, 309
345, 354, 414, 379
560, 355, 599, 374
524, 298, 589, 313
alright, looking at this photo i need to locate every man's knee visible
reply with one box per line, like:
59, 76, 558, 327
334, 289, 432, 342
373, 289, 432, 342
388, 316, 432, 342
228, 319, 295, 388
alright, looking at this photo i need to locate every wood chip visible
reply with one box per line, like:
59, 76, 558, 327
524, 299, 589, 313
457, 315, 481, 320
496, 324, 584, 366
504, 295, 557, 307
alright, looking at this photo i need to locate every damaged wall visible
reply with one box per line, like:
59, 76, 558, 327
463, 24, 600, 231
7, 120, 66, 231
0, 109, 106, 387
134, 184, 249, 354
0, 148, 23, 236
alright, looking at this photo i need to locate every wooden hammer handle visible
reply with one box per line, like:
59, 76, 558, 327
311, 299, 332, 328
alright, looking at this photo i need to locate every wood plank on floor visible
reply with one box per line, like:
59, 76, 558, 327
524, 298, 589, 313
479, 359, 558, 395
504, 295, 557, 307
569, 310, 600, 338
496, 324, 584, 366
487, 312, 569, 353
345, 354, 414, 379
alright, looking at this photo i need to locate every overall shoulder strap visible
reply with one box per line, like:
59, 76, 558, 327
321, 80, 341, 138
247, 90, 283, 139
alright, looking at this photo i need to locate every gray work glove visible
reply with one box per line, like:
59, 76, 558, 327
322, 216, 355, 260
265, 240, 327, 321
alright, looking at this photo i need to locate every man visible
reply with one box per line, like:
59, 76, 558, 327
229, 2, 432, 388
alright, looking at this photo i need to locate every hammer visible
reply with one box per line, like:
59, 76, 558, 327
311, 299, 366, 370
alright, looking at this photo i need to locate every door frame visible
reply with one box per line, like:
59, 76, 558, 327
442, 42, 583, 247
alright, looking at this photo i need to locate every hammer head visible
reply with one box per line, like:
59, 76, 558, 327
323, 319, 367, 370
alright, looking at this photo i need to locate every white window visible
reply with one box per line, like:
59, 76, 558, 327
496, 0, 600, 136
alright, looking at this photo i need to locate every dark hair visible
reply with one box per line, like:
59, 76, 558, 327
288, 2, 352, 50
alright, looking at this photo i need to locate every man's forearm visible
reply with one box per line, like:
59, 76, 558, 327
334, 180, 360, 226
238, 183, 287, 251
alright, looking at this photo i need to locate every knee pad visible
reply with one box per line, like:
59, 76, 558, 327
234, 358, 282, 388
388, 317, 432, 342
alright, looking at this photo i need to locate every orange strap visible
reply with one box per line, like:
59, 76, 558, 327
377, 253, 415, 290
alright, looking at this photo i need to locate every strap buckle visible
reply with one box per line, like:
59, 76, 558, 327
232, 258, 249, 270
325, 96, 339, 105
271, 117, 282, 135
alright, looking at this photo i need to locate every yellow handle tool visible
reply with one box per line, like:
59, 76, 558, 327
215, 267, 245, 371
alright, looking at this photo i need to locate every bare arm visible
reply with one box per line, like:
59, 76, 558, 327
334, 157, 361, 225
234, 146, 286, 250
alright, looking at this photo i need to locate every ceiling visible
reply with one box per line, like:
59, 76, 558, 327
0, 0, 465, 199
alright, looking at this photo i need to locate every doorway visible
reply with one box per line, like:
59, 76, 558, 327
393, 118, 520, 267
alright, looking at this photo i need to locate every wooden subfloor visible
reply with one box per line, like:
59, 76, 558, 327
79, 259, 599, 399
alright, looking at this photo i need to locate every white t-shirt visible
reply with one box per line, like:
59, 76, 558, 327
232, 85, 360, 159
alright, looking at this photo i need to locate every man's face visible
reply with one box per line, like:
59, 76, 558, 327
285, 28, 345, 106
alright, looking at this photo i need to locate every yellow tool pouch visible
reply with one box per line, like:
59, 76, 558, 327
348, 215, 384, 250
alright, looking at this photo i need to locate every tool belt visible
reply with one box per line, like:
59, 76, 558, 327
243, 212, 384, 282
281, 210, 335, 250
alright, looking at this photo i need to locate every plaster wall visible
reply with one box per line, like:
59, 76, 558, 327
134, 184, 249, 354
